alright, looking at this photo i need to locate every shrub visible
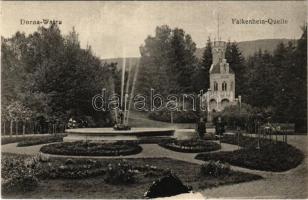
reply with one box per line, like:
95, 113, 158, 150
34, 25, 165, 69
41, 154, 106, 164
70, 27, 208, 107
159, 139, 221, 153
1, 154, 39, 194
144, 172, 192, 198
1, 134, 66, 145
135, 164, 170, 178
40, 141, 142, 156
212, 103, 257, 130
200, 160, 230, 177
148, 109, 198, 123
104, 160, 136, 184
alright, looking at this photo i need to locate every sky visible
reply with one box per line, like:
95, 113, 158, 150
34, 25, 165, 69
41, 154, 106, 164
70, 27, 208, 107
1, 1, 307, 59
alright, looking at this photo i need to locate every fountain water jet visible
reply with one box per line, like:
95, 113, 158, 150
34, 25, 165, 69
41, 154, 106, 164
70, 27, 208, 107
64, 50, 175, 142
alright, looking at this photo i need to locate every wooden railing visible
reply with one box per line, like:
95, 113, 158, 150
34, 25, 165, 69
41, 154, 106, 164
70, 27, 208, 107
1, 120, 66, 136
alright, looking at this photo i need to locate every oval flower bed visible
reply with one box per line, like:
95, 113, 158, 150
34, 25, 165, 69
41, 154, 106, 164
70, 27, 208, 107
40, 141, 142, 156
159, 139, 221, 153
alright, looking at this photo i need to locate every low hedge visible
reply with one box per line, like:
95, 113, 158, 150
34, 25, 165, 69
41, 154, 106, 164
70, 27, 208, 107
17, 135, 63, 147
196, 136, 304, 172
40, 141, 142, 156
1, 134, 66, 145
159, 139, 221, 153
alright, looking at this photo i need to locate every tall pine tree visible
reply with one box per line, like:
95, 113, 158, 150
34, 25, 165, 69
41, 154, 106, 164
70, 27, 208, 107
225, 41, 246, 97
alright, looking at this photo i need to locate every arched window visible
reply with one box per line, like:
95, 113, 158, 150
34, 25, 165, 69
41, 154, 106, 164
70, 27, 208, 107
222, 81, 227, 91
230, 81, 233, 91
214, 82, 218, 91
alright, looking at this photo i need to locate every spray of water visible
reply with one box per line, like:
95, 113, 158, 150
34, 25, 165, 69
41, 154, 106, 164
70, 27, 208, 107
126, 58, 140, 125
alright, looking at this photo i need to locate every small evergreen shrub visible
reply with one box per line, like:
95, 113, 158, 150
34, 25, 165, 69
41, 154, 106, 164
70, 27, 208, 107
104, 160, 136, 184
144, 172, 192, 198
200, 160, 230, 177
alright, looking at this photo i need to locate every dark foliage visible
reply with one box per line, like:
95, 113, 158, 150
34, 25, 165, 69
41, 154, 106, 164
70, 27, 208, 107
40, 141, 142, 156
200, 160, 230, 177
1, 25, 114, 127
144, 172, 192, 198
104, 160, 136, 184
148, 109, 198, 123
159, 139, 220, 153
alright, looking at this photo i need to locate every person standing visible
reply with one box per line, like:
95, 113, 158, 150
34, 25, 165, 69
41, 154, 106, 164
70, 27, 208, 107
215, 117, 225, 139
197, 117, 206, 138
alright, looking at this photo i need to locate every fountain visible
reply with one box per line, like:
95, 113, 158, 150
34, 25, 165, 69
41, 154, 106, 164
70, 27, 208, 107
64, 54, 175, 142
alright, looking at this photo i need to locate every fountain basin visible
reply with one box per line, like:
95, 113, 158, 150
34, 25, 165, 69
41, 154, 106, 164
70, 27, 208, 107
64, 128, 175, 142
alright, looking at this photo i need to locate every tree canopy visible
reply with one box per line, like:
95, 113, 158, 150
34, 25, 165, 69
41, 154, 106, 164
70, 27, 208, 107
1, 25, 114, 126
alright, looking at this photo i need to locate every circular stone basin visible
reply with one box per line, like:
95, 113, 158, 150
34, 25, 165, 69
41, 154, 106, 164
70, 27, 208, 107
64, 128, 175, 142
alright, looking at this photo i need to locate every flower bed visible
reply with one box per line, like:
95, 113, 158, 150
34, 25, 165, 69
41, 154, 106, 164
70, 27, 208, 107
40, 141, 142, 156
196, 136, 304, 172
17, 135, 63, 147
159, 139, 221, 153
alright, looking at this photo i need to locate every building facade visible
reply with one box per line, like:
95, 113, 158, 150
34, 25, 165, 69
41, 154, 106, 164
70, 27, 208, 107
202, 41, 237, 121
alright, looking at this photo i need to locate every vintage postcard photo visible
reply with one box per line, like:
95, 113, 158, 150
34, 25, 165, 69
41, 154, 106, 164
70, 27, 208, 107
0, 1, 307, 199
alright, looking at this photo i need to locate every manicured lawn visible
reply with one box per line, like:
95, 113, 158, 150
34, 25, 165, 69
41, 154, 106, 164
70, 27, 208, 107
2, 153, 262, 199
196, 135, 304, 172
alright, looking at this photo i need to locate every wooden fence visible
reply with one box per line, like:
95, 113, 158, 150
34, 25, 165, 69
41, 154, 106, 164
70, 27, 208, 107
1, 120, 66, 136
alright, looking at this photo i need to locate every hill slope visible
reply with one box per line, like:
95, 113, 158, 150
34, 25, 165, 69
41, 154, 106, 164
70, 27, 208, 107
195, 38, 294, 59
101, 57, 139, 70
102, 39, 295, 69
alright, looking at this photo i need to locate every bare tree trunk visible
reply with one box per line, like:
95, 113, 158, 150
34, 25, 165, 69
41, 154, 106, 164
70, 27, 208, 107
15, 121, 18, 136
3, 121, 6, 136
23, 121, 26, 135
10, 121, 13, 137
53, 124, 55, 134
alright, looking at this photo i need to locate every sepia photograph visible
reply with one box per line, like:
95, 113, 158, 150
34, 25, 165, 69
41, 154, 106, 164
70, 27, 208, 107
0, 1, 307, 199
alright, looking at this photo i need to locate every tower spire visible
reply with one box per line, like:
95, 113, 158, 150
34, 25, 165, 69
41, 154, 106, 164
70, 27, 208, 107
217, 13, 220, 41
